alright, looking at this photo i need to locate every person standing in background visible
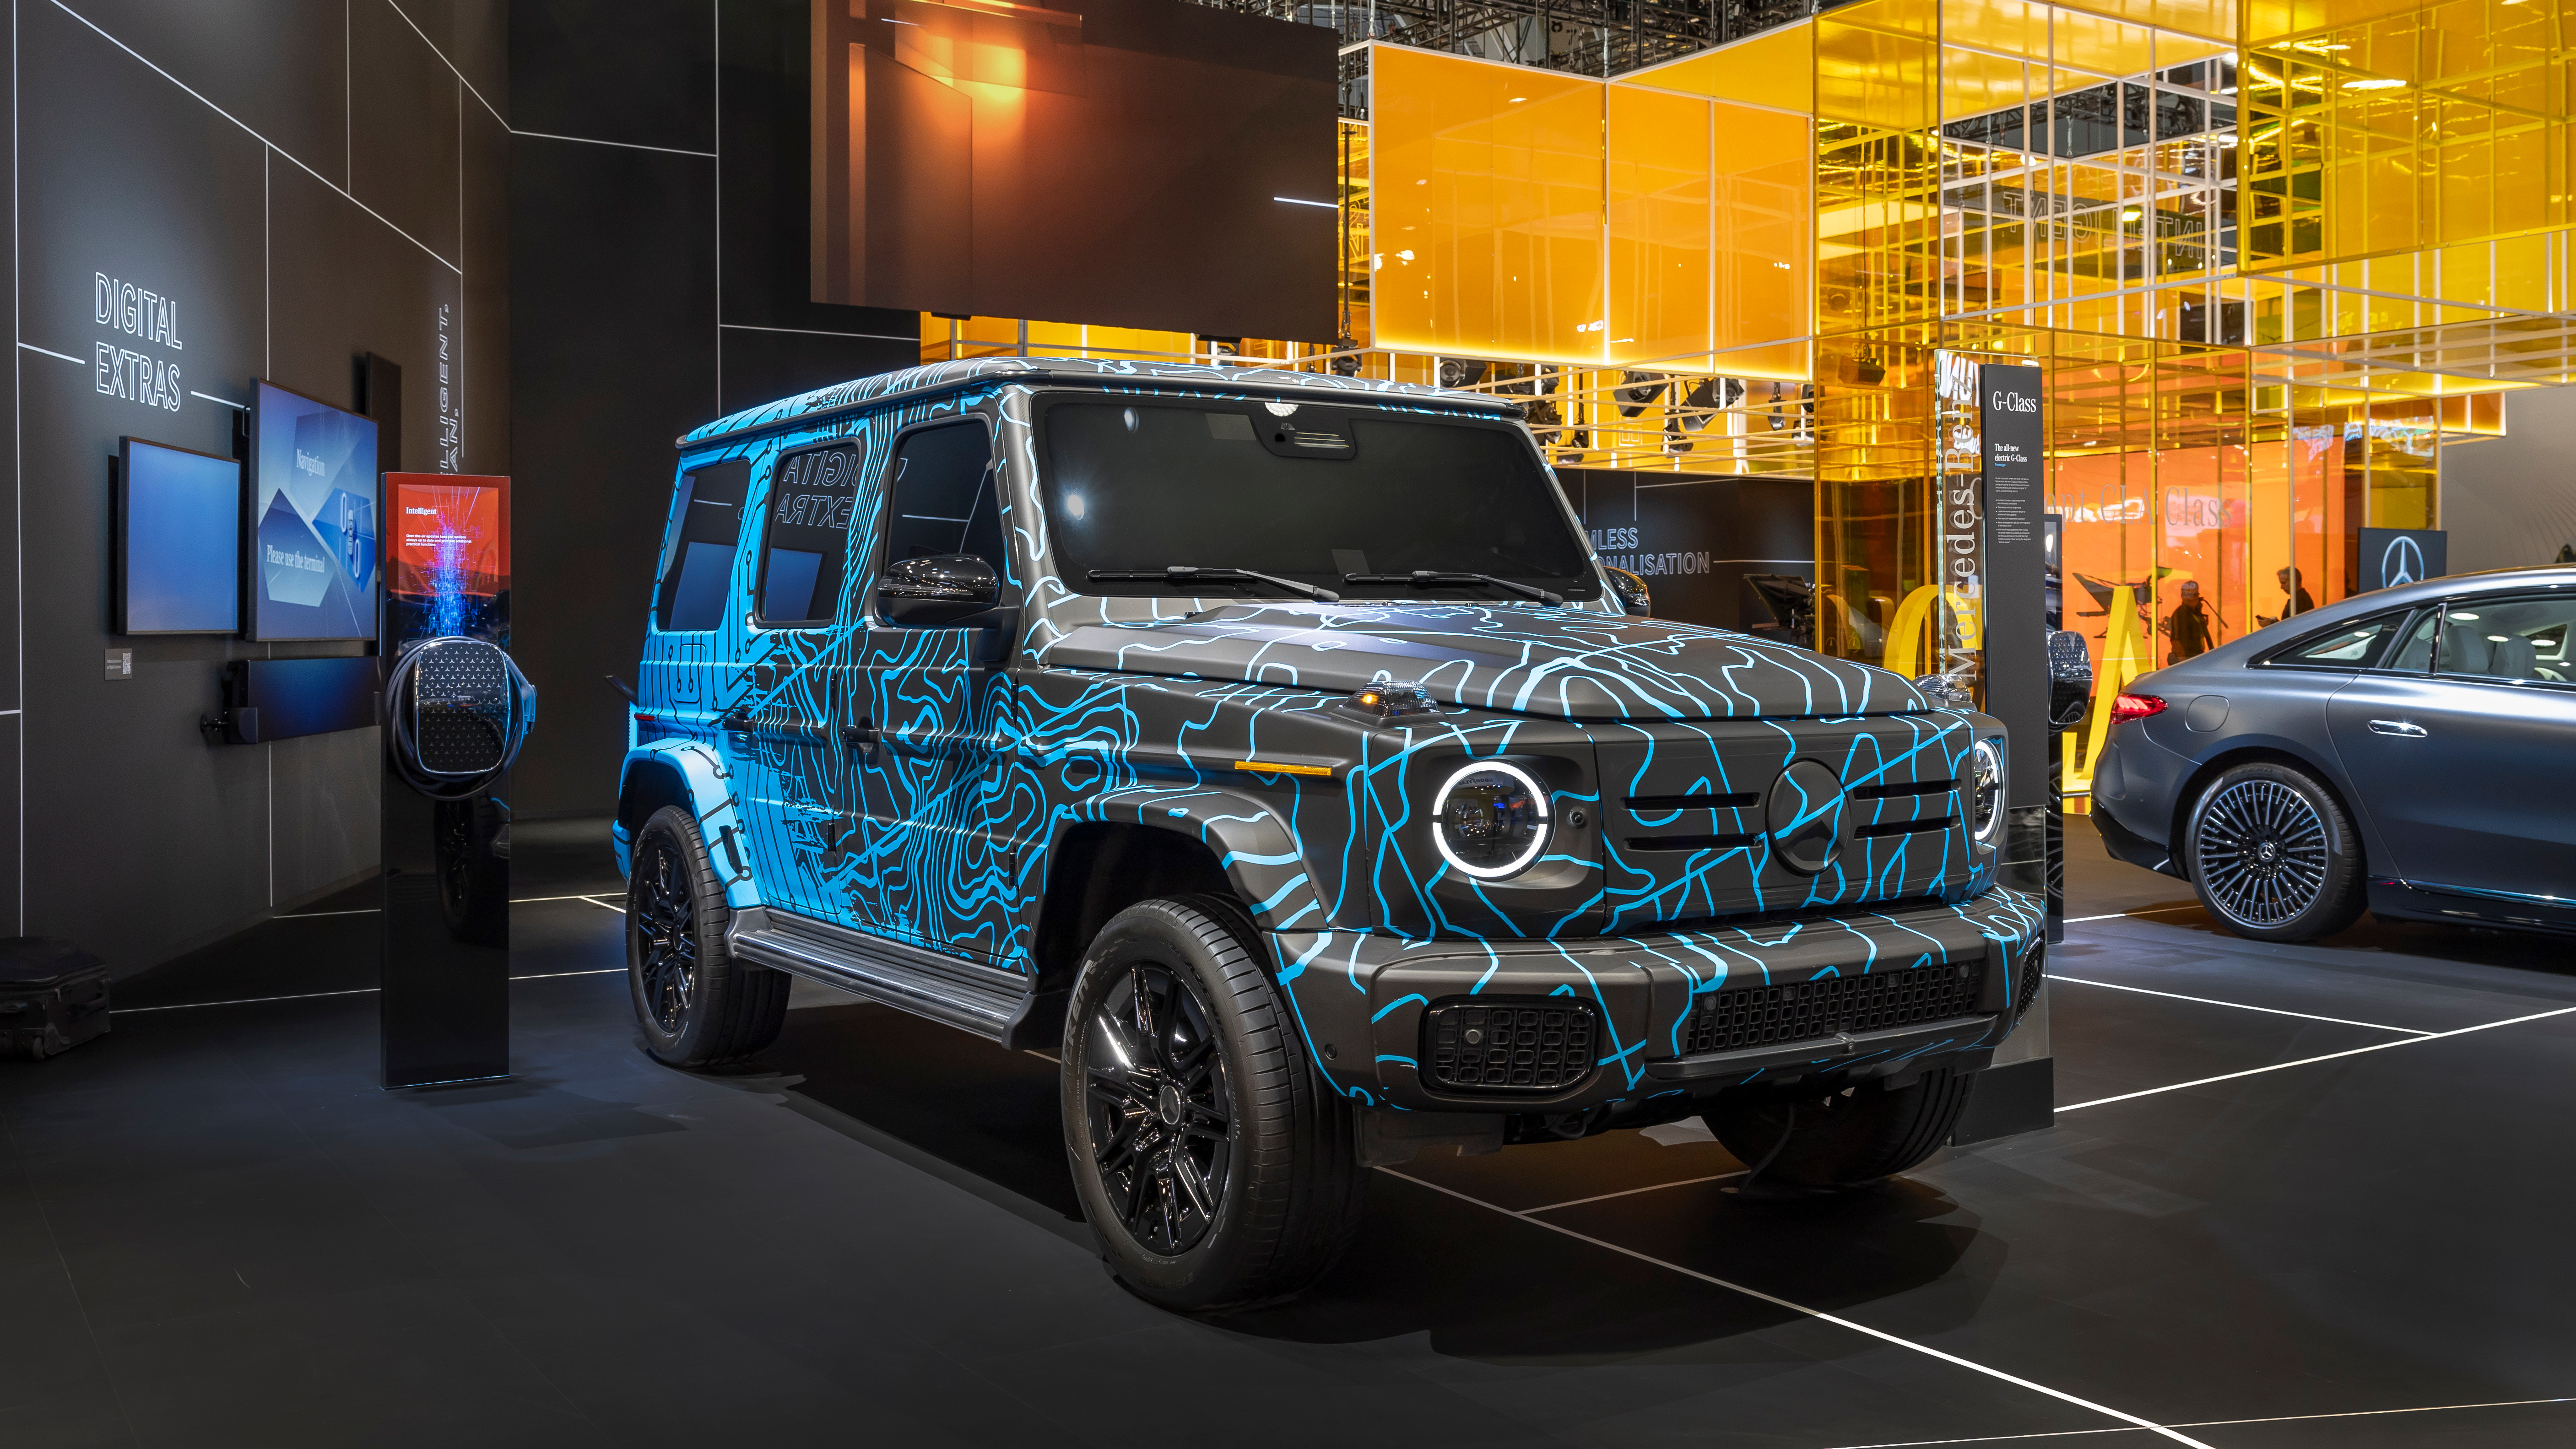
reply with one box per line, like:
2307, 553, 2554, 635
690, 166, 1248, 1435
2278, 565, 2315, 616
2165, 579, 2219, 662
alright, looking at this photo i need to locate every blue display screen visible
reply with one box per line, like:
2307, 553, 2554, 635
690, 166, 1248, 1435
250, 379, 379, 641
120, 439, 241, 634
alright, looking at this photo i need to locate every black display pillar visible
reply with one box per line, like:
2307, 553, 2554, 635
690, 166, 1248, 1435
1979, 365, 2051, 918
369, 354, 513, 1089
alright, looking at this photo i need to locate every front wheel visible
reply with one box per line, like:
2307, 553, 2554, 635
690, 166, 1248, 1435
626, 806, 789, 1068
1061, 896, 1362, 1311
1702, 1070, 1972, 1188
2183, 762, 2366, 942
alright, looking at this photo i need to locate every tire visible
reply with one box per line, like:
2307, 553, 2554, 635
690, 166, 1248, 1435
1060, 895, 1363, 1311
627, 806, 789, 1068
1702, 1069, 1972, 1188
2182, 761, 2366, 943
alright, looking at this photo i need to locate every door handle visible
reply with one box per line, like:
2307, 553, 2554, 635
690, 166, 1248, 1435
2366, 719, 2428, 738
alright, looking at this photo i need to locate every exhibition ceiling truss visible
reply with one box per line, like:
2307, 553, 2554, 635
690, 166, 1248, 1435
1194, 0, 1819, 90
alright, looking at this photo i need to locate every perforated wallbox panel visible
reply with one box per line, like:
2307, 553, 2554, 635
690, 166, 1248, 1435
1422, 998, 1599, 1094
413, 643, 509, 775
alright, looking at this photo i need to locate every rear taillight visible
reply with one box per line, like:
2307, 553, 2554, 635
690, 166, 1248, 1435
2110, 693, 2166, 724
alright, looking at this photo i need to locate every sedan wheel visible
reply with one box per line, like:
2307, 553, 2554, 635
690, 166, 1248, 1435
2185, 762, 2366, 942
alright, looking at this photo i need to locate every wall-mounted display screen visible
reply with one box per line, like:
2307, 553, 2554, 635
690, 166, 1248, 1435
249, 379, 379, 641
386, 473, 510, 645
115, 438, 242, 635
809, 0, 1337, 341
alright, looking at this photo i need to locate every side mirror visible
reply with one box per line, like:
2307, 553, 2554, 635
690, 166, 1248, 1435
1604, 566, 1651, 616
879, 553, 1003, 628
2047, 629, 2094, 729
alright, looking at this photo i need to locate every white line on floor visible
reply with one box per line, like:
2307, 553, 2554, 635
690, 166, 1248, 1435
1525, 1171, 1748, 1213
111, 987, 382, 1013
575, 896, 628, 914
273, 908, 379, 919
1815, 1393, 2576, 1447
2051, 976, 2433, 1036
2062, 905, 2203, 924
2059, 1003, 2576, 1112
272, 894, 629, 919
108, 969, 628, 1013
1377, 1168, 2221, 1449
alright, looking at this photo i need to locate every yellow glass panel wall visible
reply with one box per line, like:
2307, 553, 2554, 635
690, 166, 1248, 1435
1607, 85, 1714, 368
1370, 46, 1606, 363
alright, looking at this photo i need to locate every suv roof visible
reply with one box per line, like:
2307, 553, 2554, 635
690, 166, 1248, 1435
675, 356, 1521, 450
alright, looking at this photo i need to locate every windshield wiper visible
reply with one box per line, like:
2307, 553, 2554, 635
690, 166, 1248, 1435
1089, 566, 1340, 604
1343, 570, 1562, 606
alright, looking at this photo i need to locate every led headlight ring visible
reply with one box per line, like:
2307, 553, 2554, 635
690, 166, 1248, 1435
1969, 738, 2007, 846
1432, 760, 1552, 880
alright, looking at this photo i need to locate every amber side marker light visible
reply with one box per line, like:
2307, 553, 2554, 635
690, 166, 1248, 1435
1235, 760, 1333, 778
2110, 693, 2167, 724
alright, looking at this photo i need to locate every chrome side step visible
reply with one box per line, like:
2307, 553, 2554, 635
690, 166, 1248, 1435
726, 905, 1029, 1040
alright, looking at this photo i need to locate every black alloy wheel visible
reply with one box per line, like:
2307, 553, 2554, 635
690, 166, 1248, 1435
1082, 962, 1235, 1255
2184, 762, 2366, 943
624, 806, 789, 1067
633, 832, 698, 1034
1059, 897, 1364, 1311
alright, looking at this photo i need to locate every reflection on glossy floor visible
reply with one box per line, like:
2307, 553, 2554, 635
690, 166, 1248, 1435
3, 821, 2571, 1447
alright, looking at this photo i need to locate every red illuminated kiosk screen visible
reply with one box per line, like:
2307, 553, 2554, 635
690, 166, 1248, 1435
387, 474, 510, 600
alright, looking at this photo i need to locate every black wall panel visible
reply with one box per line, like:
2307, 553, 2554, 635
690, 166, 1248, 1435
513, 0, 716, 153
509, 138, 717, 817
352, 0, 466, 268
510, 0, 921, 816
69, 0, 351, 182
12, 2, 505, 973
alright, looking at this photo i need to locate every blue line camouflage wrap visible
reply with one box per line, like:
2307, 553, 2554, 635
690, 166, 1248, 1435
622, 357, 2043, 1116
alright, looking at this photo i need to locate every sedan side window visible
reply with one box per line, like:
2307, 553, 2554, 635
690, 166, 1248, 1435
2381, 610, 2437, 673
2436, 596, 2576, 683
2272, 609, 2410, 669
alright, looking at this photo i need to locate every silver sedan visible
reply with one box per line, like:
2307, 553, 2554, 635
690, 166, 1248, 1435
2091, 564, 2576, 941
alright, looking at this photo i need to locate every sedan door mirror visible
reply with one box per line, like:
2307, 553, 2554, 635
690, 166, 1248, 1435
2046, 629, 2094, 729
879, 553, 1003, 627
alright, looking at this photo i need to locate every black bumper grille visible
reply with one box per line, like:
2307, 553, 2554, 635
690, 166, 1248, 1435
1683, 962, 1983, 1055
2014, 941, 2046, 1019
1423, 999, 1599, 1093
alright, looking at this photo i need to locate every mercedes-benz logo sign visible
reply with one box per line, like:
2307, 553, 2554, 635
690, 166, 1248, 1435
2382, 535, 2425, 587
1766, 760, 1847, 875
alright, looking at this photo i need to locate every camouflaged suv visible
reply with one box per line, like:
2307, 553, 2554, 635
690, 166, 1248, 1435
616, 357, 2046, 1309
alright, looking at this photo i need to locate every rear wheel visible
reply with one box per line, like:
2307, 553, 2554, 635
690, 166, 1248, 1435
2183, 762, 2366, 942
1061, 896, 1362, 1311
1702, 1070, 1972, 1188
626, 806, 789, 1067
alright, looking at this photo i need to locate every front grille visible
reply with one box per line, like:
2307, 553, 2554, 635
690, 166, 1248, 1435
1423, 998, 1599, 1093
1683, 962, 1984, 1055
1855, 816, 1959, 839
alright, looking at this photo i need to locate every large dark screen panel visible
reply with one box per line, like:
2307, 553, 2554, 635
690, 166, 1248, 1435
811, 0, 1337, 340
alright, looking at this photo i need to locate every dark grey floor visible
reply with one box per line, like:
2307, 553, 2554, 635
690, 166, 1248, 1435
6, 816, 2574, 1447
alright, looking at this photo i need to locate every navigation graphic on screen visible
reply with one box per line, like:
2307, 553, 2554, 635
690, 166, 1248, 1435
250, 379, 379, 641
117, 438, 242, 634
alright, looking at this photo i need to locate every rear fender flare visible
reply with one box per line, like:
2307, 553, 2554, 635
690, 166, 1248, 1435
617, 740, 763, 910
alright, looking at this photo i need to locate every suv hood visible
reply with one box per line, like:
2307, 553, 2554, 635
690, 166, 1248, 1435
1039, 602, 1927, 721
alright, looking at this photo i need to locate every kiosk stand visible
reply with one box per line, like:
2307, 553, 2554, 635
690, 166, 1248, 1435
368, 357, 535, 1089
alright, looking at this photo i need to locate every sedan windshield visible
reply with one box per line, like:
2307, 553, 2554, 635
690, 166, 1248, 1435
1038, 397, 1599, 603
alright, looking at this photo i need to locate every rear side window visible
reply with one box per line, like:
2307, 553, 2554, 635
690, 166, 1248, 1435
655, 460, 749, 632
757, 443, 862, 627
2436, 595, 2576, 682
2270, 609, 2409, 669
881, 422, 1003, 568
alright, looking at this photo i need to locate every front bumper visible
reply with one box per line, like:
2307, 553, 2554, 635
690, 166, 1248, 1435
1268, 886, 2045, 1114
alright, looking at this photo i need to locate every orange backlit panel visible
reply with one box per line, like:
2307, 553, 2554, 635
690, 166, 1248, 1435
1607, 85, 1714, 367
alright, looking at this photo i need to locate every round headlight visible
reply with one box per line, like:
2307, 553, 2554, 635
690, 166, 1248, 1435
1433, 762, 1551, 879
1970, 739, 2006, 846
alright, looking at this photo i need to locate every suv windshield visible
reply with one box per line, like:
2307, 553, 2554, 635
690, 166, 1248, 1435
1038, 396, 1599, 602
